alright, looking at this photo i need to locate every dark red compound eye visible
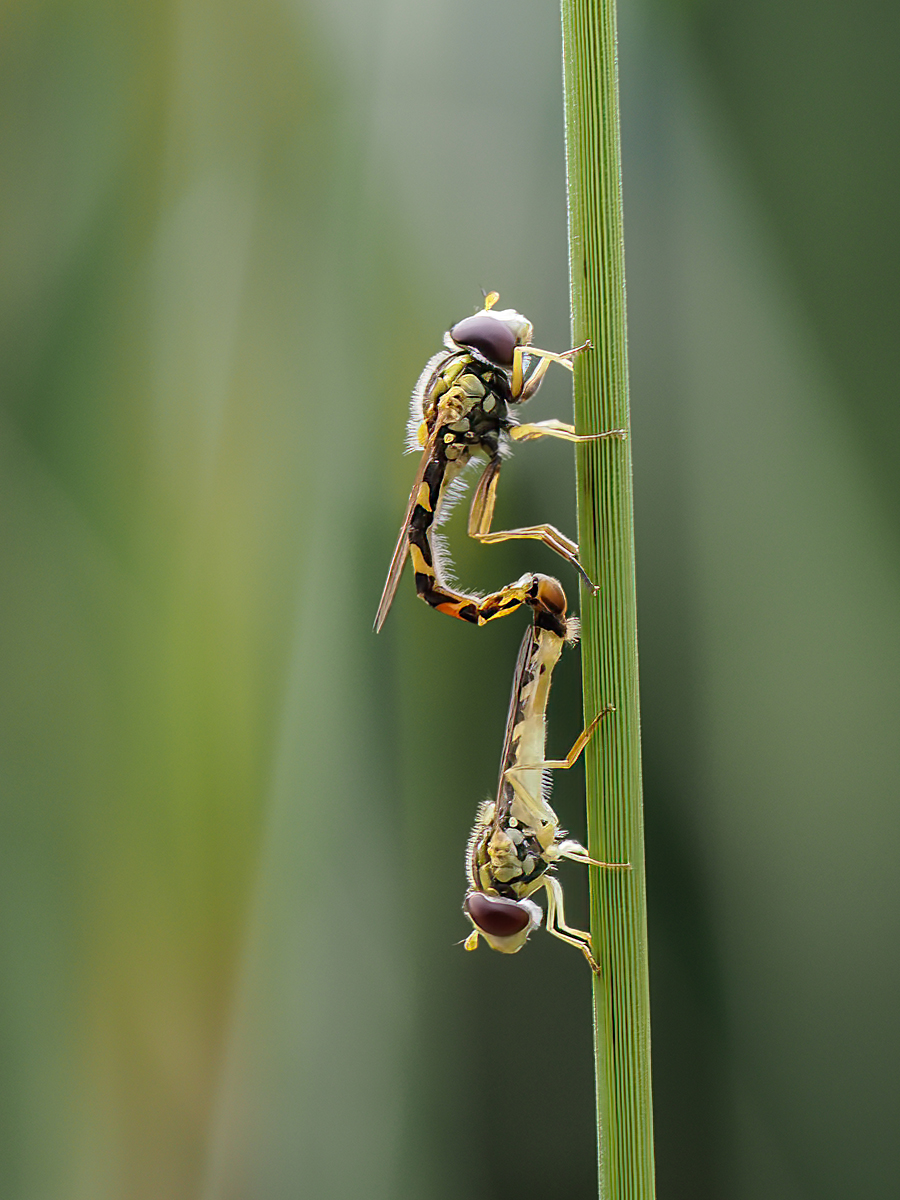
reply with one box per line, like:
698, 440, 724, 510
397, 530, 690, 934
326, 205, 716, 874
533, 575, 567, 618
465, 892, 531, 937
449, 314, 517, 368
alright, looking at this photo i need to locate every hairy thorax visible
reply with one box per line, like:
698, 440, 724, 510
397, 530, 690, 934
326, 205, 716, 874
418, 353, 511, 462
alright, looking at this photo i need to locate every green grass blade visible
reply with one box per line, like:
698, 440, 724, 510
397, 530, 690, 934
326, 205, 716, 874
561, 1, 656, 1196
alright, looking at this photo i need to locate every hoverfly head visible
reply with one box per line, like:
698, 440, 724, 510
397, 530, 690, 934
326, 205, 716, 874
463, 891, 542, 955
449, 301, 534, 369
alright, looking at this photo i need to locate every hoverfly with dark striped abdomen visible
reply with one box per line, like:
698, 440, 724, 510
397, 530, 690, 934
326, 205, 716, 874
373, 293, 626, 632
462, 575, 630, 973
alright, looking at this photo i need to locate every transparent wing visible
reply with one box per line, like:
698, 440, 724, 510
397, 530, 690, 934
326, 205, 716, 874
496, 624, 539, 793
373, 431, 440, 632
373, 495, 415, 632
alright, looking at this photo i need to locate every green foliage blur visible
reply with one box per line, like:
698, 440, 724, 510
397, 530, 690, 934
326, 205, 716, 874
0, 1, 897, 1198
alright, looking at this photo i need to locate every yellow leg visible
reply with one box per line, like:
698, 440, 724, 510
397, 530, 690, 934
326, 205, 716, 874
503, 705, 615, 782
475, 524, 598, 592
467, 458, 502, 537
466, 457, 600, 591
510, 340, 591, 398
543, 877, 600, 974
558, 841, 631, 871
509, 419, 627, 444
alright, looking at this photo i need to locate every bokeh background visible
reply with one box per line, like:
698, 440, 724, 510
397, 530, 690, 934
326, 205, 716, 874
2, 0, 898, 1197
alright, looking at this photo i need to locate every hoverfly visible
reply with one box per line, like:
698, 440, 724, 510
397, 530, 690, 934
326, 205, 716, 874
374, 293, 626, 632
462, 575, 630, 972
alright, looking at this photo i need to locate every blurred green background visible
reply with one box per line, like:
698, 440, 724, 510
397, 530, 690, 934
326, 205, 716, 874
1, 0, 898, 1197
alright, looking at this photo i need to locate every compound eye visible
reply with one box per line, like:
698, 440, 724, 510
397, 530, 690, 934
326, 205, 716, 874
465, 892, 531, 937
449, 314, 517, 368
533, 575, 567, 618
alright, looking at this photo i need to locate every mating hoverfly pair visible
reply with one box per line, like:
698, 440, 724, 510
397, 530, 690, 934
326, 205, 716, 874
375, 293, 629, 973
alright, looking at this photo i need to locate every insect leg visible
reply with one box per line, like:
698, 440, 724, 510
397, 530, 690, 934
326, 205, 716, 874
510, 351, 555, 401
542, 877, 601, 974
467, 457, 502, 538
476, 525, 598, 591
557, 840, 631, 871
467, 457, 600, 592
510, 340, 592, 400
509, 420, 627, 444
503, 704, 615, 784
507, 708, 630, 870
408, 464, 573, 625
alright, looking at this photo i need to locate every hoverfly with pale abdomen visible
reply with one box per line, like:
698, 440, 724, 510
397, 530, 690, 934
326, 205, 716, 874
462, 575, 630, 973
374, 293, 626, 632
